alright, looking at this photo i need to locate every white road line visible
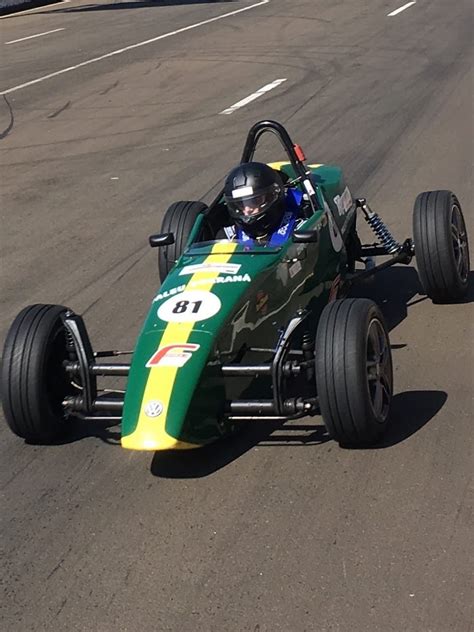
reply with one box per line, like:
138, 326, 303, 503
0, 0, 70, 19
387, 1, 416, 17
5, 28, 64, 45
0, 0, 270, 95
220, 78, 287, 114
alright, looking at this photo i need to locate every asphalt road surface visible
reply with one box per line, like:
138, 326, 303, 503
1, 1, 472, 630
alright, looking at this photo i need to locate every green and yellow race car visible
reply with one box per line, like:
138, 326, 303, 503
1, 121, 470, 451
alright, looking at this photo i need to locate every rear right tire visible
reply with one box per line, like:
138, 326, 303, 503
413, 190, 470, 302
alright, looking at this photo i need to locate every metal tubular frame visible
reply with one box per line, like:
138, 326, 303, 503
221, 365, 272, 376
65, 363, 130, 377
222, 309, 316, 418
60, 307, 317, 422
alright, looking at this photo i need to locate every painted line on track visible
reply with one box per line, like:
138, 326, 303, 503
387, 1, 416, 17
220, 78, 287, 114
5, 27, 64, 44
0, 0, 270, 95
0, 0, 70, 19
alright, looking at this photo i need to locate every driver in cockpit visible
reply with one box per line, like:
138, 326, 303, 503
223, 162, 304, 245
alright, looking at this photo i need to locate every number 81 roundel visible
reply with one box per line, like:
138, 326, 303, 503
157, 290, 222, 323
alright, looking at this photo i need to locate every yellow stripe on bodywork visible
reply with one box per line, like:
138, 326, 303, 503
122, 242, 238, 451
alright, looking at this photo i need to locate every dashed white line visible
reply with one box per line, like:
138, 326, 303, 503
5, 28, 65, 45
220, 78, 287, 114
0, 0, 270, 95
387, 1, 416, 17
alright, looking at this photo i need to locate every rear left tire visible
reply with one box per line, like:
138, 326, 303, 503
158, 200, 209, 281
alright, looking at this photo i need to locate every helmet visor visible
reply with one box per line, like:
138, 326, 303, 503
226, 183, 281, 224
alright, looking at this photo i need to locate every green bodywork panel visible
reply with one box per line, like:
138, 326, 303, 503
121, 164, 352, 448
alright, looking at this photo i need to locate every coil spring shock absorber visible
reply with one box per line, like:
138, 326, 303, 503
357, 198, 401, 254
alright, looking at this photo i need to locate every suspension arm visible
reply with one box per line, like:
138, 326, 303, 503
346, 239, 414, 284
65, 362, 130, 376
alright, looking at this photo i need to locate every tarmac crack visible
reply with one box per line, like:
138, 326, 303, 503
0, 95, 14, 140
47, 101, 72, 119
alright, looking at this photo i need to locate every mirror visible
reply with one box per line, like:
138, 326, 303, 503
292, 229, 319, 244
149, 233, 175, 248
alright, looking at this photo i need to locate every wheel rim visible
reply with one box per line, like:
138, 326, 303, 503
451, 204, 469, 283
366, 318, 392, 422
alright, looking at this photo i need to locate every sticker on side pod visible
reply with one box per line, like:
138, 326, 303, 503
341, 186, 352, 211
289, 260, 302, 278
324, 199, 343, 253
334, 186, 353, 217
157, 290, 221, 323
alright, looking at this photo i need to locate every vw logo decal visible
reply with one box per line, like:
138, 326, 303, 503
143, 400, 164, 418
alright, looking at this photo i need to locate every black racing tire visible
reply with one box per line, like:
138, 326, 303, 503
413, 190, 470, 303
316, 298, 393, 447
1, 304, 76, 443
158, 200, 209, 281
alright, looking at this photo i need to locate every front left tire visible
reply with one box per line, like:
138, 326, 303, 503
1, 304, 76, 443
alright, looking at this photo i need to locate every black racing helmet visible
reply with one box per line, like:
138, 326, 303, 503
224, 162, 285, 238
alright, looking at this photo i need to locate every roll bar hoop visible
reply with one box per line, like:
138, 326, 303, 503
209, 119, 320, 216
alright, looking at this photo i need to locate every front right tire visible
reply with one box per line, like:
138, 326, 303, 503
316, 298, 393, 447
